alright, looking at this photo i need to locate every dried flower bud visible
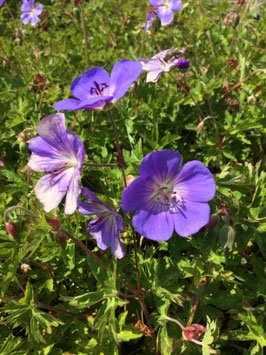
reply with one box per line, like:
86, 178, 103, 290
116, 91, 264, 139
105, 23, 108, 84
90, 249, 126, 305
205, 214, 220, 231
183, 324, 207, 341
232, 14, 240, 29
35, 74, 44, 84
6, 222, 18, 239
197, 121, 204, 133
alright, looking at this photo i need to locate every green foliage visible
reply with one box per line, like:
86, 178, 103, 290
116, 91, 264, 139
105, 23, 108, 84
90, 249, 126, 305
0, 0, 265, 354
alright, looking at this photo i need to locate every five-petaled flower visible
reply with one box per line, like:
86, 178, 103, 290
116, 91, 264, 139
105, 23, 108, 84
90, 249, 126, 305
78, 187, 125, 259
21, 0, 43, 26
149, 0, 182, 26
122, 150, 216, 241
27, 113, 85, 214
138, 48, 184, 83
54, 60, 142, 112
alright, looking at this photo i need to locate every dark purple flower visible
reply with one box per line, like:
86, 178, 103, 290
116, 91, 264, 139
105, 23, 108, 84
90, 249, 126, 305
54, 60, 142, 112
27, 113, 85, 214
254, 14, 260, 20
21, 0, 43, 26
177, 58, 190, 69
149, 0, 182, 26
122, 150, 216, 241
78, 188, 125, 259
138, 49, 182, 83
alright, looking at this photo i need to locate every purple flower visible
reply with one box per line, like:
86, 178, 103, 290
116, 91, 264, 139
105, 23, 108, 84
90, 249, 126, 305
54, 60, 142, 112
138, 49, 182, 83
0, 0, 4, 8
121, 150, 216, 241
27, 113, 85, 214
177, 58, 190, 69
142, 13, 157, 33
78, 187, 125, 259
149, 0, 182, 26
21, 0, 43, 26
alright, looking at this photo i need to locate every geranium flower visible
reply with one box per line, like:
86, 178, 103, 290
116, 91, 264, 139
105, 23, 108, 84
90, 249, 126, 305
27, 113, 85, 214
54, 60, 142, 112
138, 48, 184, 83
21, 0, 43, 26
78, 187, 125, 259
121, 150, 216, 241
149, 0, 182, 26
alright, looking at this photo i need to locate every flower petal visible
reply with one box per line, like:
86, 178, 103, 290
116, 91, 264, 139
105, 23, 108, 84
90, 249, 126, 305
137, 58, 161, 72
149, 0, 163, 6
132, 209, 174, 241
35, 167, 74, 213
172, 201, 210, 237
35, 3, 43, 15
174, 161, 216, 202
64, 171, 81, 214
21, 1, 31, 11
81, 187, 101, 203
54, 98, 85, 111
121, 176, 156, 212
31, 15, 40, 26
21, 13, 31, 24
66, 131, 85, 168
139, 150, 181, 183
146, 70, 162, 83
157, 7, 174, 26
71, 67, 110, 100
110, 236, 125, 259
54, 96, 113, 112
28, 137, 70, 172
36, 113, 73, 156
170, 0, 182, 12
78, 201, 108, 215
109, 60, 142, 101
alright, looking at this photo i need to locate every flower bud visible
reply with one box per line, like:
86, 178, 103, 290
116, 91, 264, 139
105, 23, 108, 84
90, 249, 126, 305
6, 222, 18, 239
197, 121, 204, 133
177, 58, 190, 70
46, 217, 61, 231
205, 214, 220, 231
183, 324, 207, 341
232, 14, 240, 29
21, 263, 31, 273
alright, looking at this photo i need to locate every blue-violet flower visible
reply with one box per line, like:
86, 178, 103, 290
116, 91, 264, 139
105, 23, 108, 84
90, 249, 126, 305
138, 49, 182, 83
0, 0, 4, 8
177, 58, 190, 69
27, 113, 85, 214
54, 60, 142, 112
122, 150, 216, 241
149, 0, 182, 26
142, 12, 157, 33
78, 187, 125, 259
21, 0, 43, 26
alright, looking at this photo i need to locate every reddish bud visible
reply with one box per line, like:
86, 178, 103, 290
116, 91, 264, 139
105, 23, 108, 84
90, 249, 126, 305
228, 59, 238, 67
183, 324, 207, 341
238, 0, 245, 5
223, 18, 228, 26
6, 222, 18, 239
46, 217, 61, 231
43, 12, 49, 18
205, 214, 220, 231
34, 49, 39, 60
35, 74, 44, 84
197, 121, 204, 133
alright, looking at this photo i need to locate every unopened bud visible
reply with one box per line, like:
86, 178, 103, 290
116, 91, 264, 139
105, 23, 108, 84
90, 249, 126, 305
205, 214, 220, 231
219, 225, 236, 250
55, 232, 67, 248
197, 121, 204, 133
6, 222, 18, 239
183, 324, 207, 341
46, 217, 61, 231
232, 14, 240, 29
131, 82, 137, 92
34, 49, 39, 60
223, 18, 228, 26
21, 263, 31, 273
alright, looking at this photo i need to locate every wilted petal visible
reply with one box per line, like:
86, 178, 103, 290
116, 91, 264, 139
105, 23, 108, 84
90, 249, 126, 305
133, 209, 174, 241
174, 161, 216, 202
172, 201, 210, 237
137, 57, 162, 72
71, 67, 110, 100
110, 60, 142, 101
35, 168, 75, 212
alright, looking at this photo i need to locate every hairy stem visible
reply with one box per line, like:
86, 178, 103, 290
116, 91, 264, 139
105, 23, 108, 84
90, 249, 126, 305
187, 282, 204, 327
